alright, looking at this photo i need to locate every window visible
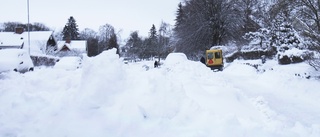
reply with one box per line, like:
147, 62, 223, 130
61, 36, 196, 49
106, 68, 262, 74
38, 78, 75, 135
215, 52, 221, 59
207, 52, 214, 59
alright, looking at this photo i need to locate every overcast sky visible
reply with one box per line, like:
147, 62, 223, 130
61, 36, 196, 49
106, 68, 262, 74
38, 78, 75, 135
0, 0, 181, 39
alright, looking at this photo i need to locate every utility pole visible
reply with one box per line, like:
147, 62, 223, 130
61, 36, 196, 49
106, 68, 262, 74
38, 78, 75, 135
27, 0, 31, 55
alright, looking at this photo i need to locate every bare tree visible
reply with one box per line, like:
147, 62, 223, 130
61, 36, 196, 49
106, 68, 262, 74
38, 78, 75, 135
297, 0, 320, 33
158, 21, 173, 59
107, 33, 120, 55
98, 24, 115, 53
31, 22, 51, 31
98, 24, 119, 54
233, 0, 260, 39
295, 0, 320, 70
80, 28, 98, 40
124, 31, 143, 59
173, 0, 243, 58
0, 22, 50, 32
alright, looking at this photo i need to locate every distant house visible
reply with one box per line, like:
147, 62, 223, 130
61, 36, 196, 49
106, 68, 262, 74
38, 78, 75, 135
0, 28, 57, 55
56, 39, 87, 57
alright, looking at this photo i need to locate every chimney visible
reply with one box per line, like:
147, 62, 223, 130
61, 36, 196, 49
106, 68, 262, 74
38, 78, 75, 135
66, 38, 71, 44
15, 27, 24, 34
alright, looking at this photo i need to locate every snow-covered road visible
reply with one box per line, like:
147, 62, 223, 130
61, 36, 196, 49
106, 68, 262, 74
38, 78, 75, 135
1, 50, 320, 137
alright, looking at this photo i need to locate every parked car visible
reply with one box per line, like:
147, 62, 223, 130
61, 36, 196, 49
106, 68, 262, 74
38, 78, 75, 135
0, 49, 34, 73
54, 56, 82, 70
165, 53, 188, 66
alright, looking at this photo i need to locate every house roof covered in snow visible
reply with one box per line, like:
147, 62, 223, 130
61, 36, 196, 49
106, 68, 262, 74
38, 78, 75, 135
57, 40, 87, 52
0, 32, 24, 49
0, 31, 55, 55
21, 31, 55, 55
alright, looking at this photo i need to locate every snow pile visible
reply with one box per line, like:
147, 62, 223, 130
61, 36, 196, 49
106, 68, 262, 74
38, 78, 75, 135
280, 48, 307, 57
277, 48, 311, 64
0, 49, 320, 137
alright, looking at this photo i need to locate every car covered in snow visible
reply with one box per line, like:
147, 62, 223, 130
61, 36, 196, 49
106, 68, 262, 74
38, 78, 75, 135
164, 53, 188, 66
0, 49, 34, 73
54, 56, 82, 70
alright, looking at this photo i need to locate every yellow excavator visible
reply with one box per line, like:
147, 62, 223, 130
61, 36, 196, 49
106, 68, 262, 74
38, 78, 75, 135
201, 49, 224, 71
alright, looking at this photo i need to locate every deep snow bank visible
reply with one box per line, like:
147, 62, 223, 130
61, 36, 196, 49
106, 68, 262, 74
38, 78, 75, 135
0, 49, 320, 137
78, 49, 126, 107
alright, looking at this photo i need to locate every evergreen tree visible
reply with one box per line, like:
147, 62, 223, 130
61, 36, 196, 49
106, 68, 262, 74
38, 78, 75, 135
243, 28, 271, 49
62, 16, 80, 40
174, 2, 185, 28
268, 17, 306, 64
270, 20, 303, 51
149, 24, 157, 39
146, 24, 158, 58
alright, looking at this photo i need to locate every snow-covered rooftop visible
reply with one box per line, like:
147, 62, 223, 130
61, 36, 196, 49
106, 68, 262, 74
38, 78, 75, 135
0, 31, 54, 55
57, 40, 87, 51
21, 31, 54, 55
0, 32, 24, 48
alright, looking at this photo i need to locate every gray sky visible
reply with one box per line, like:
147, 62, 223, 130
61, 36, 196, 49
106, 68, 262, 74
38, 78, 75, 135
0, 0, 180, 39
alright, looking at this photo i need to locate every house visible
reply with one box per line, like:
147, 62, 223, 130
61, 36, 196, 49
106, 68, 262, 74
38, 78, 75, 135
0, 28, 57, 55
56, 39, 87, 57
21, 30, 57, 55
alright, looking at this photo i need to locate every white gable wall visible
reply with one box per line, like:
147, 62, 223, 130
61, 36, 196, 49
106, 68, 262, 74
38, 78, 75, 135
21, 31, 55, 56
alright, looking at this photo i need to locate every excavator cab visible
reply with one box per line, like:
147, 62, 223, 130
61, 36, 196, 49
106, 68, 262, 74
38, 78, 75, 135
205, 49, 224, 71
